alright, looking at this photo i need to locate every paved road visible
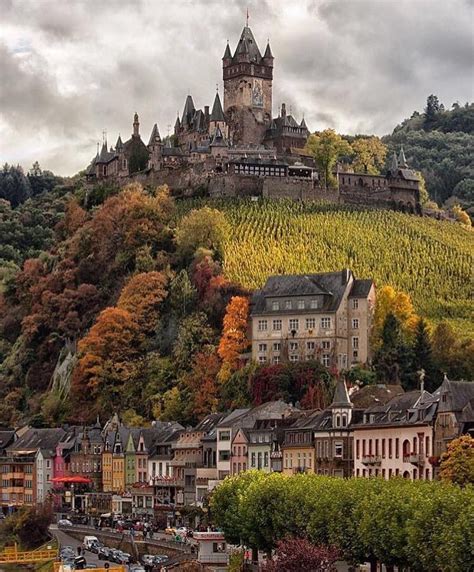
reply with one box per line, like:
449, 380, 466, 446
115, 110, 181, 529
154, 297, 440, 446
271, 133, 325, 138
50, 524, 102, 567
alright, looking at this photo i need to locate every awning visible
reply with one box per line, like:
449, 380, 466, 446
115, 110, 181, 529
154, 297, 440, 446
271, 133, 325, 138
51, 476, 92, 484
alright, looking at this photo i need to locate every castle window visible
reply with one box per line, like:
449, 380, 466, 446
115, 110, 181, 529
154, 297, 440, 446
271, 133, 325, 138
352, 337, 359, 349
352, 299, 359, 309
352, 319, 359, 329
273, 342, 281, 352
322, 354, 330, 367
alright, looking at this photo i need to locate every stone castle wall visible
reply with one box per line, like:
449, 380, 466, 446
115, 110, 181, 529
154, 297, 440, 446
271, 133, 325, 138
118, 165, 419, 212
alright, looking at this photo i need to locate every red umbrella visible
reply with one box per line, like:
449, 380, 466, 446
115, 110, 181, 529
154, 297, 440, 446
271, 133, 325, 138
51, 476, 92, 484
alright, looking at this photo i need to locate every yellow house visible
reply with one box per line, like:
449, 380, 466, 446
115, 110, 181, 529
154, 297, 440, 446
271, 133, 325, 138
102, 428, 127, 493
281, 411, 322, 474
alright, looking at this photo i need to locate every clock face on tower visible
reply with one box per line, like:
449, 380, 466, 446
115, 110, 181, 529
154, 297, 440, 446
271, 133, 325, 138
252, 78, 264, 108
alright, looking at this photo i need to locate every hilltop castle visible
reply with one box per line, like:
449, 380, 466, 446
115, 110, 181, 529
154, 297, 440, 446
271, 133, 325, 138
85, 24, 420, 214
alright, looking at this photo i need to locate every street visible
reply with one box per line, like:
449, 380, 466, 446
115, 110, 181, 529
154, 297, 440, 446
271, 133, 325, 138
50, 524, 102, 567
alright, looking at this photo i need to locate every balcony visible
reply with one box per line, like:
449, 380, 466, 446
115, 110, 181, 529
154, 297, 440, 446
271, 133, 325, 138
403, 454, 425, 466
361, 455, 381, 466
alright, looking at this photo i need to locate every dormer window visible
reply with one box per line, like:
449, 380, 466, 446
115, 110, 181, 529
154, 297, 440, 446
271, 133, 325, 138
272, 301, 279, 311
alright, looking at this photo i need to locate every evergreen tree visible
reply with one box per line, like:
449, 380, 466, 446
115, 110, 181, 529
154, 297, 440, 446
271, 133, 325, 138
373, 313, 412, 386
409, 318, 439, 391
0, 163, 31, 207
424, 94, 441, 127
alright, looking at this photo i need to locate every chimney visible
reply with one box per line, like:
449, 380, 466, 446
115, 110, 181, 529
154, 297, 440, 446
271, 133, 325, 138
204, 106, 210, 120
281, 103, 286, 117
341, 268, 350, 284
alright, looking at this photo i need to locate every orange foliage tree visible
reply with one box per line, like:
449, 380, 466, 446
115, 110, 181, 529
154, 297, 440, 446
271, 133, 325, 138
117, 271, 168, 334
183, 350, 222, 421
218, 296, 250, 381
72, 307, 142, 416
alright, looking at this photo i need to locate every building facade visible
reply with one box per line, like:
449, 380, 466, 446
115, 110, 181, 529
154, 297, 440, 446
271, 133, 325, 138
250, 269, 375, 369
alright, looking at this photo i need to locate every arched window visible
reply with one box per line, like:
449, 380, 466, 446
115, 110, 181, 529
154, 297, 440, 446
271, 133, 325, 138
335, 415, 340, 428
342, 414, 347, 427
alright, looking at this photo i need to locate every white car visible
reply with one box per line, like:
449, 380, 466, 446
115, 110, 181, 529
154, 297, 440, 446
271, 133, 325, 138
58, 519, 73, 526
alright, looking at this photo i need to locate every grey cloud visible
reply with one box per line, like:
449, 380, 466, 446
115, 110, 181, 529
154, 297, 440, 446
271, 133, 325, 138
0, 0, 473, 175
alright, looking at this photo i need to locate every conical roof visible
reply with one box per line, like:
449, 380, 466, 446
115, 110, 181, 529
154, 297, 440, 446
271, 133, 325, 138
398, 146, 408, 168
210, 125, 227, 147
174, 115, 181, 129
115, 135, 123, 150
300, 117, 308, 129
330, 379, 353, 408
223, 42, 232, 59
210, 92, 225, 122
263, 41, 273, 59
148, 123, 161, 146
234, 26, 262, 63
181, 95, 196, 127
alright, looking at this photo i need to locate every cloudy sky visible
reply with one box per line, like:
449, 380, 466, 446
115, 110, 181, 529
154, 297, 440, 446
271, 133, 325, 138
1, 0, 472, 175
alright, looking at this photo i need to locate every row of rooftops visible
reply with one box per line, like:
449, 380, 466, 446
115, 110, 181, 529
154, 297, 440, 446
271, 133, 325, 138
0, 378, 472, 462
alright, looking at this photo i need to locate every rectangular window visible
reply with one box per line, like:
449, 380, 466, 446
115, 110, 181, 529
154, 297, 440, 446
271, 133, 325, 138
285, 300, 292, 310
322, 354, 330, 367
258, 356, 267, 364
289, 354, 299, 362
352, 318, 359, 329
352, 299, 359, 309
219, 431, 230, 441
273, 342, 281, 351
321, 317, 331, 329
272, 301, 279, 311
352, 337, 359, 349
395, 438, 399, 459
251, 453, 256, 468
289, 342, 298, 351
258, 320, 268, 332
334, 443, 343, 458
289, 319, 299, 331
388, 439, 392, 458
321, 340, 331, 350
272, 356, 280, 364
306, 341, 315, 351
356, 439, 360, 459
306, 318, 316, 330
272, 319, 282, 331
310, 299, 318, 309
258, 343, 267, 352
297, 300, 305, 310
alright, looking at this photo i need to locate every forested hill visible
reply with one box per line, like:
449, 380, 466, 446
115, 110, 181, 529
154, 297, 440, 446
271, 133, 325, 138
383, 97, 474, 211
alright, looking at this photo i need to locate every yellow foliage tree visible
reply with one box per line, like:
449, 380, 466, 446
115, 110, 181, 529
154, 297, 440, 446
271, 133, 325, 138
351, 136, 387, 174
439, 435, 474, 486
304, 129, 351, 188
372, 285, 419, 349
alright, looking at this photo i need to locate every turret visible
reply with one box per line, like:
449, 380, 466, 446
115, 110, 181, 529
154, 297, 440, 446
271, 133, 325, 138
389, 151, 399, 176
222, 41, 232, 67
133, 112, 140, 137
263, 41, 274, 67
398, 146, 408, 168
330, 379, 353, 428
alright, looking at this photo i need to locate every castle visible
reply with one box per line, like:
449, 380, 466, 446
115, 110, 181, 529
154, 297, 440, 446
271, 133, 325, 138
85, 24, 420, 213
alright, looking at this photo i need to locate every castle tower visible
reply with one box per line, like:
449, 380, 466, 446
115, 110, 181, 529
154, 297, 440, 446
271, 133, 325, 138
209, 91, 227, 138
147, 123, 162, 170
133, 112, 140, 137
330, 379, 353, 428
222, 25, 273, 145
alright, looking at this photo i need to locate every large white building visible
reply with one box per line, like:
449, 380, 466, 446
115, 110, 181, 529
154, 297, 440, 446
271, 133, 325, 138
250, 269, 375, 370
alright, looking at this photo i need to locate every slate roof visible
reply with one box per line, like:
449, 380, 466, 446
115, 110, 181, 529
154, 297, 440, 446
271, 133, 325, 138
252, 270, 367, 315
210, 92, 225, 122
7, 428, 65, 455
263, 42, 273, 59
331, 379, 353, 408
350, 384, 405, 409
232, 26, 263, 63
438, 378, 474, 413
349, 279, 374, 298
181, 95, 196, 127
0, 430, 15, 453
148, 123, 161, 146
210, 125, 227, 148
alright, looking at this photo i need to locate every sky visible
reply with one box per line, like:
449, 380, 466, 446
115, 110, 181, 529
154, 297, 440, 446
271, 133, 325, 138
0, 0, 473, 176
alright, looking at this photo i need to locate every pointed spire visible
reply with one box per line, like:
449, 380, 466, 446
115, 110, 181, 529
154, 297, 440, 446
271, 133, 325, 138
148, 123, 161, 146
331, 379, 353, 408
115, 135, 123, 150
181, 94, 196, 127
210, 91, 225, 122
300, 116, 308, 129
263, 41, 273, 60
390, 151, 399, 174
398, 145, 408, 168
223, 41, 232, 60
210, 124, 227, 147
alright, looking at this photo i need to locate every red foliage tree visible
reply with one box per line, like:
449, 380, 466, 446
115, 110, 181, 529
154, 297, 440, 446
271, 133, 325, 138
263, 538, 340, 572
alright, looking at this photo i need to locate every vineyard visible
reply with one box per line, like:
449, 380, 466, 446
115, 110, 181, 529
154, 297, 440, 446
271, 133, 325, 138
176, 199, 474, 337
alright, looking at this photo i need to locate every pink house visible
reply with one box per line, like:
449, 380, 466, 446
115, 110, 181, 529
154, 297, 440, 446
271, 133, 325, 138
230, 428, 249, 475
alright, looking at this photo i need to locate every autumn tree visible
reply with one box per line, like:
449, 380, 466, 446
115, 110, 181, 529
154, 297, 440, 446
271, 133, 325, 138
305, 130, 351, 188
182, 349, 222, 421
371, 285, 419, 351
439, 435, 474, 486
117, 271, 168, 335
218, 296, 250, 381
72, 307, 142, 416
175, 207, 230, 259
351, 137, 387, 174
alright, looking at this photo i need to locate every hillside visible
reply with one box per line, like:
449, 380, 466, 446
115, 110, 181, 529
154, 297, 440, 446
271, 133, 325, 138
179, 199, 473, 337
383, 99, 474, 210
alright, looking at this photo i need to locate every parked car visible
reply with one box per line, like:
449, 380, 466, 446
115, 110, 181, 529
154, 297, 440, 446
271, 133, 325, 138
98, 546, 112, 560
88, 540, 103, 554
60, 546, 76, 560
141, 554, 155, 566
115, 551, 131, 564
130, 567, 146, 572
154, 554, 169, 564
58, 519, 73, 526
